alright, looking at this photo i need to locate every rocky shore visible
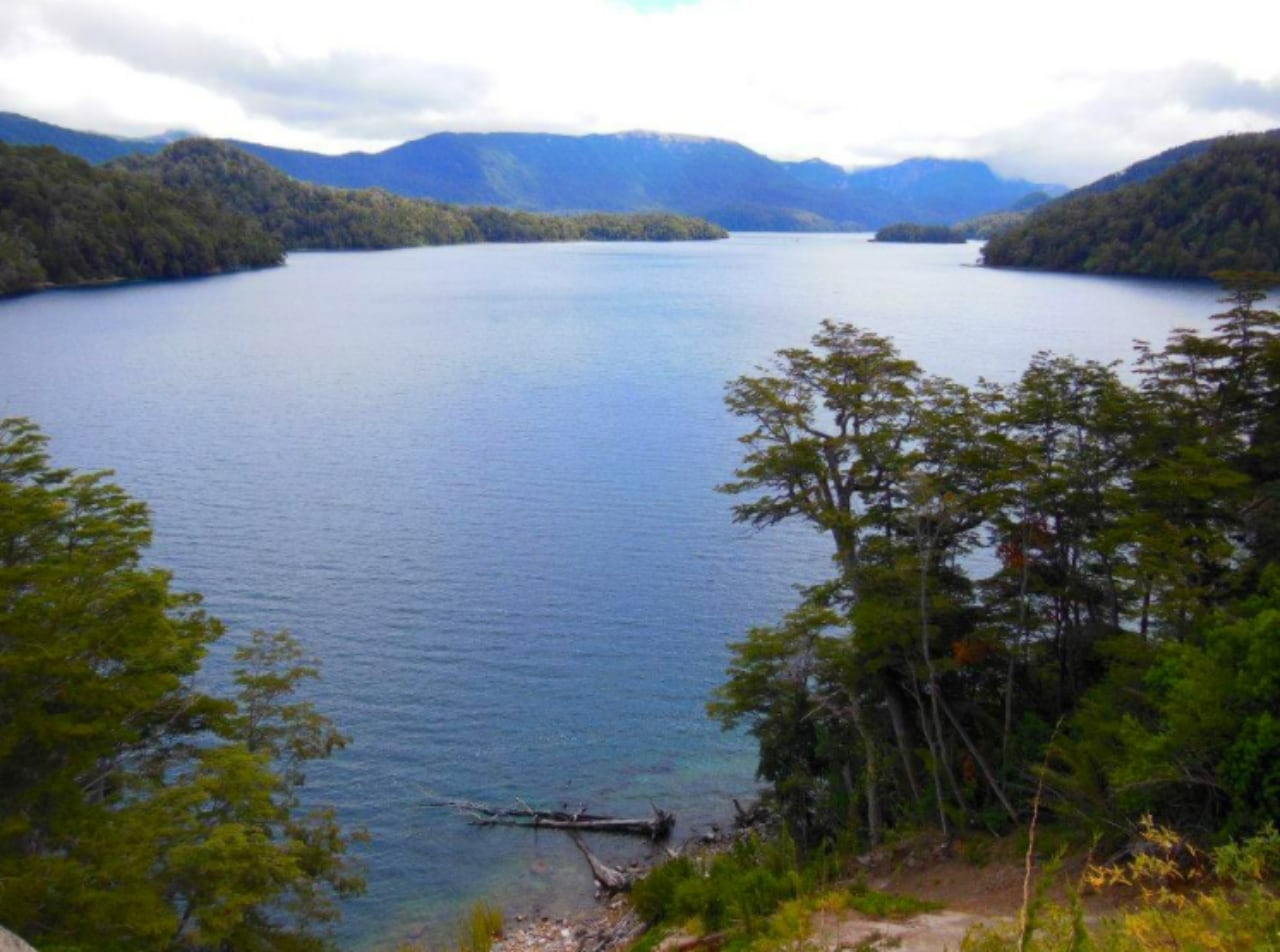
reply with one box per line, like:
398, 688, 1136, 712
493, 898, 644, 952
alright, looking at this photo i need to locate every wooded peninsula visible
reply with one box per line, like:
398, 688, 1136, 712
0, 139, 726, 297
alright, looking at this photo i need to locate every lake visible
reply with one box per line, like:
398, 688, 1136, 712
0, 235, 1218, 948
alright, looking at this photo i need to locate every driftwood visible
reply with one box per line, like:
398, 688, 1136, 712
435, 798, 675, 840
569, 830, 632, 892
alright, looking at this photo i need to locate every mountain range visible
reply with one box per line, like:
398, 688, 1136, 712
0, 112, 1064, 231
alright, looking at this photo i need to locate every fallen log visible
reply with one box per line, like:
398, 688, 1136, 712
435, 798, 675, 840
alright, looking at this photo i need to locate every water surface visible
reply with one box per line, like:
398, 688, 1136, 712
0, 235, 1218, 947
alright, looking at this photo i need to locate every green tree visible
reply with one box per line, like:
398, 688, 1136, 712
0, 417, 363, 950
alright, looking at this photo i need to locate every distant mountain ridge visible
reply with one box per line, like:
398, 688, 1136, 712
0, 112, 1064, 231
0, 112, 179, 164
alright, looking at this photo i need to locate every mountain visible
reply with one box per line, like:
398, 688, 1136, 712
0, 112, 177, 164
0, 112, 1064, 231
841, 158, 1065, 223
229, 132, 1062, 230
982, 132, 1280, 278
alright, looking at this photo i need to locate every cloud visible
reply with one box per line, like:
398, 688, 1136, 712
14, 0, 488, 135
974, 63, 1280, 185
1177, 63, 1280, 116
1, 0, 1278, 182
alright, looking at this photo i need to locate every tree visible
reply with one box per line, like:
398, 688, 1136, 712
0, 417, 363, 950
715, 324, 1014, 843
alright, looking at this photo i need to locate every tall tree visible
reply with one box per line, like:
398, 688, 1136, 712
0, 417, 363, 950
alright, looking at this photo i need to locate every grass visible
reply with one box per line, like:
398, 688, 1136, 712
844, 884, 942, 920
457, 900, 504, 952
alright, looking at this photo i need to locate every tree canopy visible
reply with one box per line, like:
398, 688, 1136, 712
872, 223, 965, 243
0, 142, 283, 296
0, 418, 364, 950
712, 273, 1280, 849
983, 134, 1280, 278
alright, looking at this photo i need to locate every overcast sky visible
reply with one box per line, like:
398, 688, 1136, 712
2, 0, 1278, 185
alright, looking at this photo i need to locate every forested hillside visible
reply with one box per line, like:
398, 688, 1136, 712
0, 143, 282, 296
983, 134, 1280, 277
116, 139, 483, 250
118, 139, 726, 249
1071, 127, 1280, 199
0, 139, 724, 297
713, 273, 1280, 849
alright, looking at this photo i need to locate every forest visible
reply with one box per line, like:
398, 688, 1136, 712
0, 142, 283, 297
983, 135, 1280, 277
0, 139, 726, 297
872, 223, 965, 243
711, 271, 1280, 850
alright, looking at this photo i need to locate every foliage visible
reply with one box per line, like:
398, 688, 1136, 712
630, 834, 815, 933
0, 418, 363, 950
956, 210, 1030, 240
843, 884, 941, 919
983, 134, 1280, 277
873, 222, 966, 243
963, 822, 1280, 951
713, 275, 1280, 854
0, 141, 283, 296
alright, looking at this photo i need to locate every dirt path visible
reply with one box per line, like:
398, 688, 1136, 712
811, 908, 1001, 951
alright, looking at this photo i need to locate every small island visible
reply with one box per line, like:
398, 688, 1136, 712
871, 222, 966, 243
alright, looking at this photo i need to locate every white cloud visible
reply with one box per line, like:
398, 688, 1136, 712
1, 0, 1278, 182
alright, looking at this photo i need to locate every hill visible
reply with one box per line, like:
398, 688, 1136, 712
982, 133, 1280, 277
0, 113, 1063, 231
1071, 128, 1280, 199
0, 142, 282, 296
116, 139, 726, 249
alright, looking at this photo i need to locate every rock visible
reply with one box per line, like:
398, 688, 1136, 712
0, 927, 36, 952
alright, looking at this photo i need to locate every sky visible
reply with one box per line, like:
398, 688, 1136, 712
2, 0, 1278, 186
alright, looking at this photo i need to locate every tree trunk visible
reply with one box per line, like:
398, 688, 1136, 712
884, 675, 923, 811
846, 693, 883, 846
938, 692, 1018, 823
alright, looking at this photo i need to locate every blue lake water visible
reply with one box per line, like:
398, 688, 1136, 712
0, 235, 1218, 948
